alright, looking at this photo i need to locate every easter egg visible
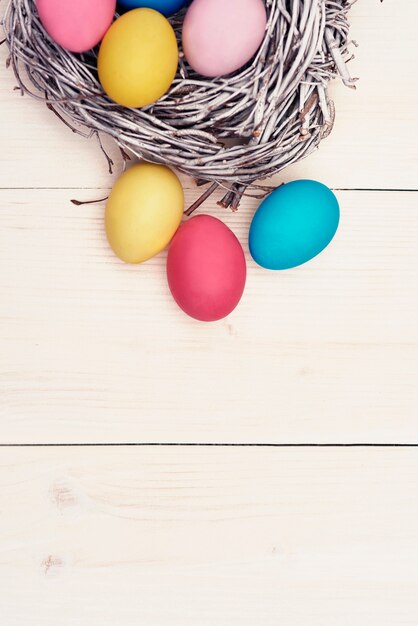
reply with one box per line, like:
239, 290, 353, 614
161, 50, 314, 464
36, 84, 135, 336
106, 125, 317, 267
182, 0, 267, 77
167, 215, 246, 321
118, 0, 189, 17
98, 9, 178, 108
106, 163, 184, 264
36, 0, 116, 53
249, 180, 340, 270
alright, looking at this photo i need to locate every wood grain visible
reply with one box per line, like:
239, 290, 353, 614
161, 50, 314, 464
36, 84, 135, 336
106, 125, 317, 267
0, 446, 417, 626
0, 0, 417, 190
1, 189, 417, 444
0, 1, 417, 623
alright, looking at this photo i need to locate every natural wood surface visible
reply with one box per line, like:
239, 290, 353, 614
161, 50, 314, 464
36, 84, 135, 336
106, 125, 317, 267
0, 0, 417, 623
0, 447, 417, 626
0, 1, 417, 445
0, 189, 417, 443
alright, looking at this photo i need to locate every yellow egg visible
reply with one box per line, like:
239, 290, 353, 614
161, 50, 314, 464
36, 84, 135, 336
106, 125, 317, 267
98, 8, 178, 108
106, 163, 184, 264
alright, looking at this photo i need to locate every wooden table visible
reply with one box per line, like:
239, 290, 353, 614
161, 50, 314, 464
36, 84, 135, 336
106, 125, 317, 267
0, 1, 417, 623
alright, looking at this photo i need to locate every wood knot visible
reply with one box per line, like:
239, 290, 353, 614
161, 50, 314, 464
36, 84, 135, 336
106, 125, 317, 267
50, 479, 78, 510
41, 555, 64, 577
225, 322, 238, 337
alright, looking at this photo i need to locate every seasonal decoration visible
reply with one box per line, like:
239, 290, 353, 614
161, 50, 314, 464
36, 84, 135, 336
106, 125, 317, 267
35, 0, 117, 53
167, 216, 247, 322
249, 180, 340, 270
118, 1, 190, 17
2, 0, 355, 210
98, 8, 179, 108
1, 0, 355, 321
106, 163, 184, 264
182, 0, 267, 78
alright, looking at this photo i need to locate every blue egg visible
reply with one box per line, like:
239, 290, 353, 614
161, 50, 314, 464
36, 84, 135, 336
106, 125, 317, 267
118, 0, 189, 17
249, 180, 340, 270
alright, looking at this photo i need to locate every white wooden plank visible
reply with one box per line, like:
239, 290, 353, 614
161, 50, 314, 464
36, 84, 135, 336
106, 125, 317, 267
0, 446, 417, 626
0, 189, 417, 444
0, 0, 417, 190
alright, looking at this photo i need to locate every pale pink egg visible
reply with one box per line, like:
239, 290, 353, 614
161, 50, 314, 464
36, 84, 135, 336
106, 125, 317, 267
182, 0, 267, 77
36, 0, 116, 53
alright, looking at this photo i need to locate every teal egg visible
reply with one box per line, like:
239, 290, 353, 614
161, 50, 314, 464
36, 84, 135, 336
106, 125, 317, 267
249, 180, 340, 270
118, 0, 189, 16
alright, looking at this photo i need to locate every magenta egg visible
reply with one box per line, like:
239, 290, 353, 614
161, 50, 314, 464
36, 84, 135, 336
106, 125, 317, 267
182, 0, 267, 77
167, 215, 247, 322
36, 0, 116, 53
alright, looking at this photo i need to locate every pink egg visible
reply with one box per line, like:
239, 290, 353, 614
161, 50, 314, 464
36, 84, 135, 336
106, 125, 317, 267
36, 0, 116, 53
167, 215, 247, 322
182, 0, 267, 77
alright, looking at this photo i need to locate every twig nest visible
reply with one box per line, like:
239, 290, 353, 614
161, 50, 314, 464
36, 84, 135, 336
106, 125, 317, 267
3, 0, 355, 209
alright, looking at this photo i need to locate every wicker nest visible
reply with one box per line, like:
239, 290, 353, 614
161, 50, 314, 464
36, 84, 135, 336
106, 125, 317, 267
2, 0, 355, 210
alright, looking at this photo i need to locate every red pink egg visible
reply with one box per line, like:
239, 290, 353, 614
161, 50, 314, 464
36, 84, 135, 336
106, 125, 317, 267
167, 215, 247, 321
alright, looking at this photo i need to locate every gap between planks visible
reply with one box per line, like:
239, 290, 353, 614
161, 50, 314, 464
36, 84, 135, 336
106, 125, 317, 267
0, 187, 417, 192
0, 443, 417, 448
